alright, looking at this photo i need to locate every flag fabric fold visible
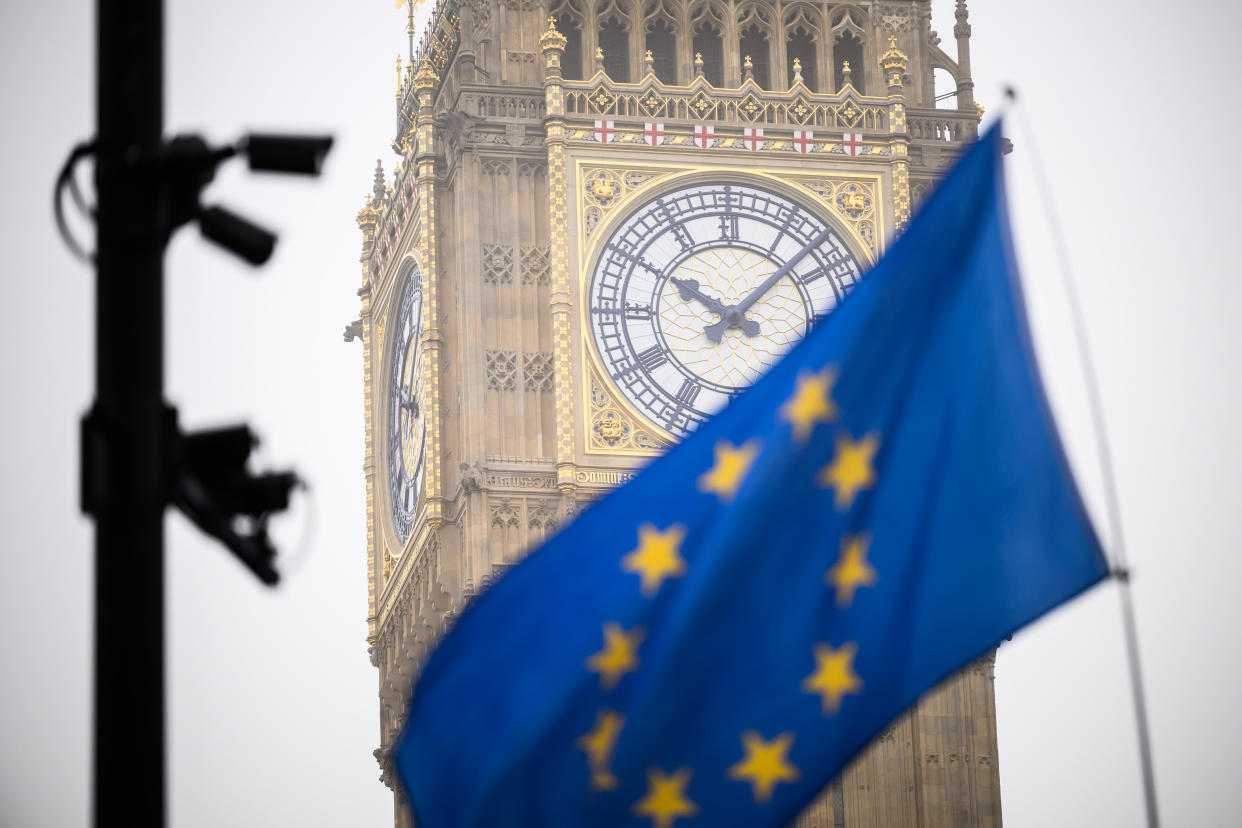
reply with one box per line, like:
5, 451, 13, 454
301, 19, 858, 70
395, 122, 1109, 828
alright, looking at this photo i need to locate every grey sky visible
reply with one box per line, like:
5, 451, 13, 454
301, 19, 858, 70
1, 1, 1238, 826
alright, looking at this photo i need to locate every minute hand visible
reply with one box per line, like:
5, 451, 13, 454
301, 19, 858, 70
703, 225, 836, 343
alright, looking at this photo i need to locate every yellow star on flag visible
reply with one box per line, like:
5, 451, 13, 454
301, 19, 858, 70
697, 439, 762, 502
621, 523, 688, 596
633, 767, 698, 828
726, 730, 801, 803
780, 367, 838, 444
586, 623, 644, 690
826, 534, 878, 608
817, 432, 879, 510
802, 641, 863, 715
577, 709, 624, 791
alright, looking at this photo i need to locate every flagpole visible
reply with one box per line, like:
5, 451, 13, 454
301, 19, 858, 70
1005, 88, 1161, 828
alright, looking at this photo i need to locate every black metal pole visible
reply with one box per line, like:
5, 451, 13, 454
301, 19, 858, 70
92, 1, 166, 825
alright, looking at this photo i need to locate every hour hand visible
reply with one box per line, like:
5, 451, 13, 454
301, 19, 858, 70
704, 312, 760, 343
671, 277, 726, 316
399, 386, 420, 417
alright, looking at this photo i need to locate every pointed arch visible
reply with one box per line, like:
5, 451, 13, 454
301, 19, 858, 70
736, 3, 774, 89
689, 0, 727, 87
551, 0, 588, 80
830, 8, 868, 94
642, 0, 679, 82
595, 0, 633, 82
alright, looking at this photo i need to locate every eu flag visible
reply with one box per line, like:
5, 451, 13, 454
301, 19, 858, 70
395, 122, 1109, 827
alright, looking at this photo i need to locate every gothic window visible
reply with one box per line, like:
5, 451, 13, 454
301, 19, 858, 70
598, 17, 630, 82
693, 23, 724, 87
786, 27, 817, 91
645, 19, 676, 83
834, 30, 864, 93
561, 17, 584, 80
738, 24, 770, 89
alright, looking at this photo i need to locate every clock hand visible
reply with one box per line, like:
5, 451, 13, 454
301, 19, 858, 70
670, 277, 727, 316
703, 225, 835, 342
673, 276, 761, 343
399, 386, 420, 418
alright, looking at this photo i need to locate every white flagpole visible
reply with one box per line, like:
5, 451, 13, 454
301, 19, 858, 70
1005, 87, 1161, 828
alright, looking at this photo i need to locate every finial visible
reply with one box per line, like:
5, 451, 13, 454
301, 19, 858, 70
540, 14, 568, 56
743, 53, 753, 82
413, 56, 439, 91
881, 36, 908, 92
791, 56, 803, 85
954, 0, 972, 38
396, 55, 404, 96
841, 59, 853, 86
694, 51, 704, 77
595, 45, 606, 73
644, 49, 654, 73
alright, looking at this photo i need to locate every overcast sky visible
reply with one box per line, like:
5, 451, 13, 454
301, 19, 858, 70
2, 1, 1239, 826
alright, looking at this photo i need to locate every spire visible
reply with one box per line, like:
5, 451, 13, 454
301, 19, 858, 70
371, 160, 386, 207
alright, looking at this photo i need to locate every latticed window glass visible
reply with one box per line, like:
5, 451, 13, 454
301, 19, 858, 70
787, 28, 817, 92
645, 20, 676, 84
693, 24, 724, 87
599, 18, 630, 82
738, 24, 770, 89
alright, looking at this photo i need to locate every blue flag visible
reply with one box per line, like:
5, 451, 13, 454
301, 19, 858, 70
395, 122, 1109, 827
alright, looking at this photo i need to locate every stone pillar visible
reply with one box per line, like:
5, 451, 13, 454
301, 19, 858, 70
414, 58, 445, 529
540, 19, 578, 499
953, 0, 976, 110
882, 36, 912, 233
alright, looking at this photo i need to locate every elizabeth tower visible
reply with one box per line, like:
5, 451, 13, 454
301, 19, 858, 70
353, 0, 1001, 824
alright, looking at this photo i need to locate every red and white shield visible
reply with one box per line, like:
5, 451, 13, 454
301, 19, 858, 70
793, 130, 815, 154
743, 127, 764, 152
644, 122, 665, 146
842, 132, 864, 156
694, 124, 715, 149
594, 120, 616, 143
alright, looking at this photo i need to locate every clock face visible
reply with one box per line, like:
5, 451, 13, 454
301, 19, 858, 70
387, 266, 424, 544
588, 181, 864, 439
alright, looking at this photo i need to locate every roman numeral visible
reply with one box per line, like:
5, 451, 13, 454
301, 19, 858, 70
797, 266, 829, 285
625, 303, 654, 320
637, 346, 669, 372
673, 378, 700, 408
719, 214, 739, 241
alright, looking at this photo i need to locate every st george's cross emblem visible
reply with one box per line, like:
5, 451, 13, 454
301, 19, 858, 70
643, 123, 665, 146
793, 130, 815, 154
743, 127, 764, 152
594, 120, 616, 143
842, 133, 864, 157
693, 124, 715, 149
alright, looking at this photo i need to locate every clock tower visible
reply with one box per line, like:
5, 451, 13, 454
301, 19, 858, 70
354, 1, 1000, 825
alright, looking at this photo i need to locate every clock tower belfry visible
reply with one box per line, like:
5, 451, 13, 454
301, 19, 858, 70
354, 1, 1001, 826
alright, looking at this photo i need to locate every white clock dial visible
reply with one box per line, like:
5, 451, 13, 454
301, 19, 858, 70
387, 265, 425, 544
588, 181, 863, 439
